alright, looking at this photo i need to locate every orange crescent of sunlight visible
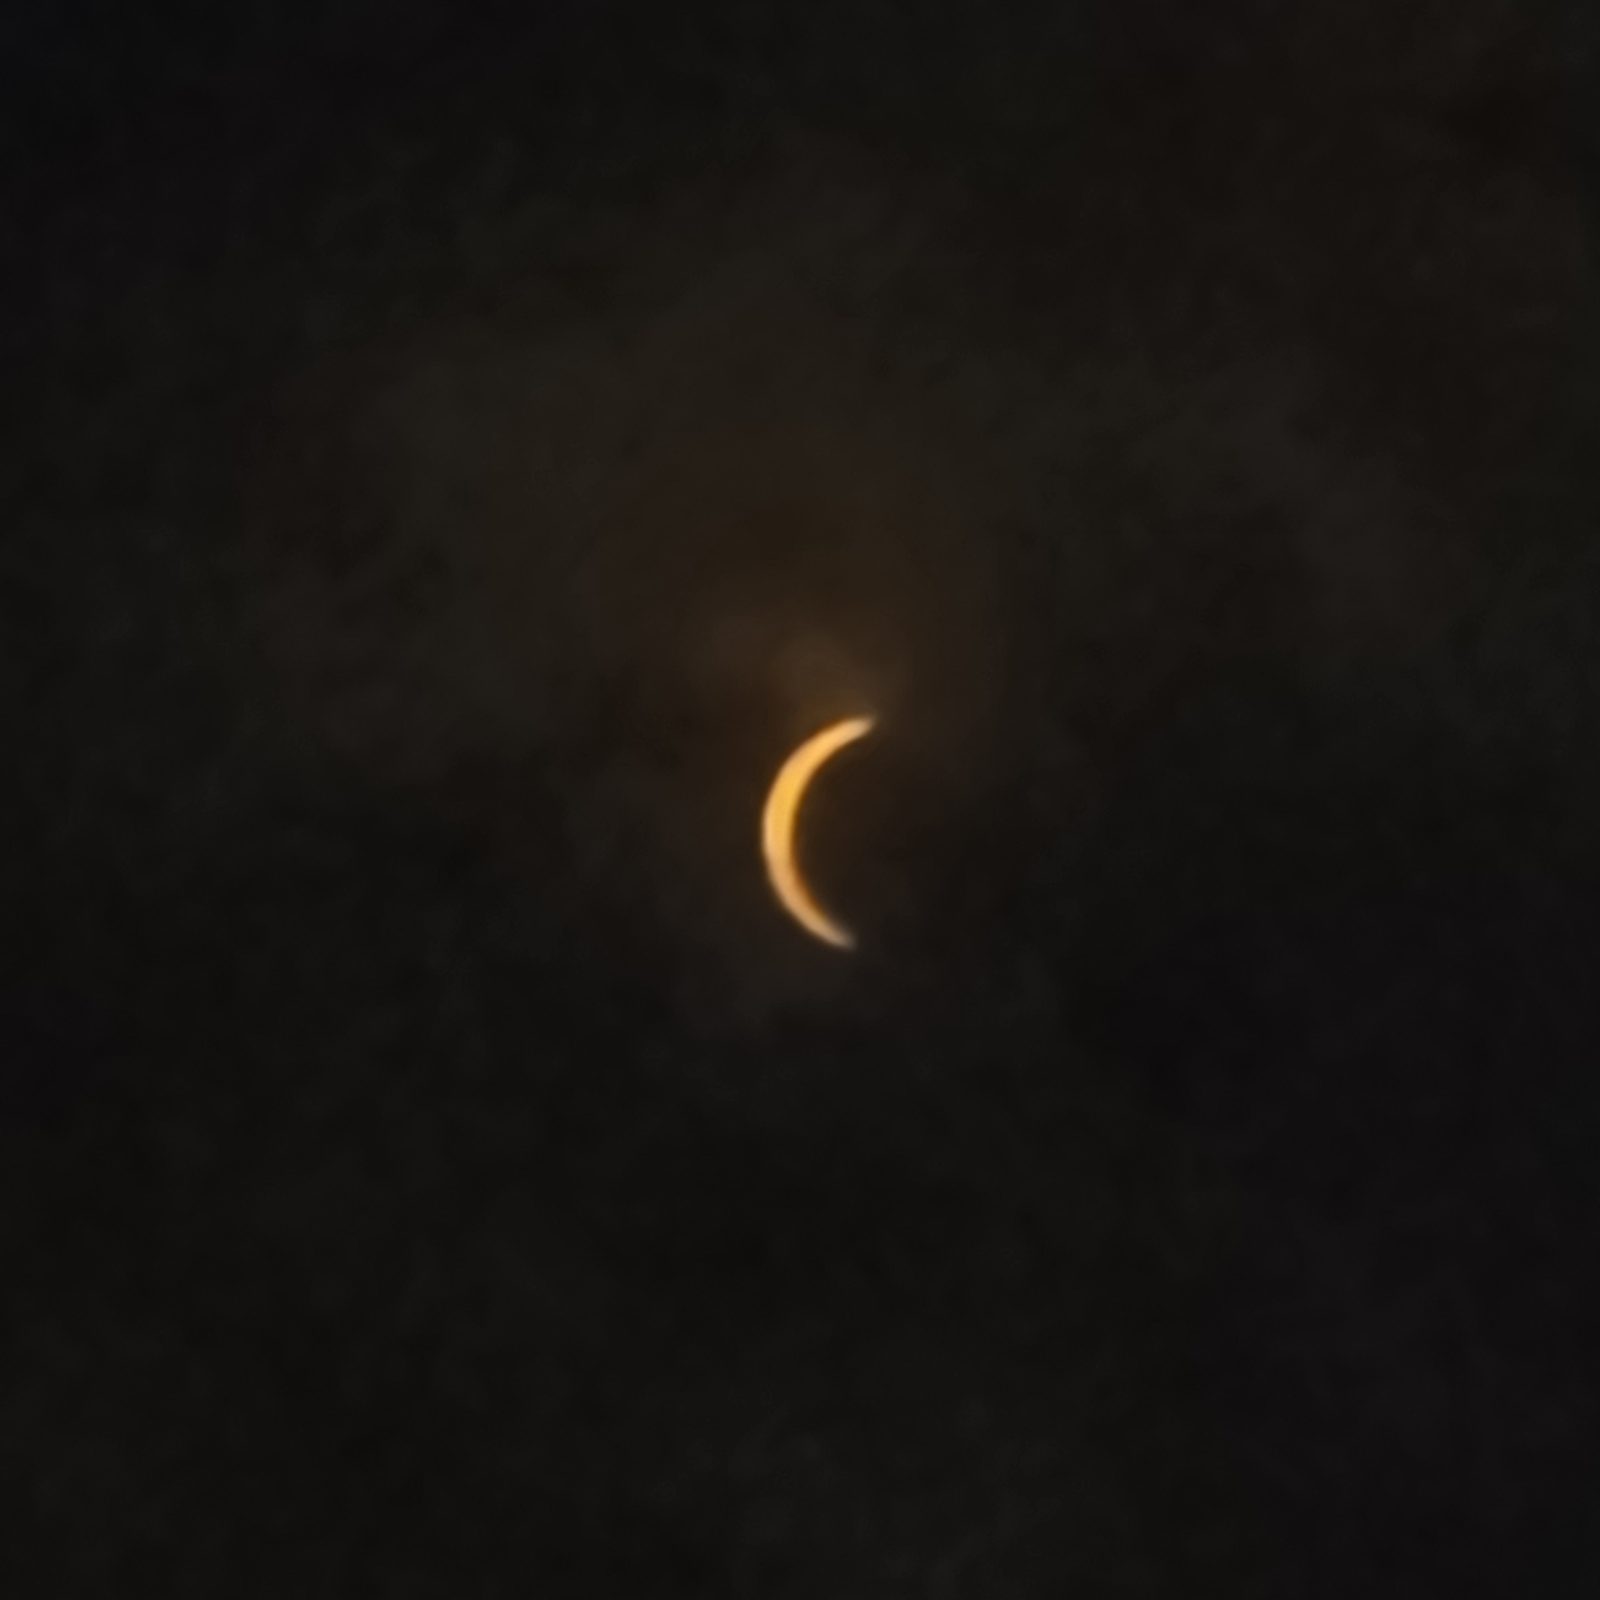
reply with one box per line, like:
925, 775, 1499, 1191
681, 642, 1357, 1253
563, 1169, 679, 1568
761, 715, 876, 951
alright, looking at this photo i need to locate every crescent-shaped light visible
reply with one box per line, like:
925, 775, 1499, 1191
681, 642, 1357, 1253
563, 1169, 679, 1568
762, 715, 876, 950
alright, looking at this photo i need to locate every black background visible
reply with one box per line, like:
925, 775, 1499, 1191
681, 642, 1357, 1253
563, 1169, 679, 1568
6, 2, 1599, 1593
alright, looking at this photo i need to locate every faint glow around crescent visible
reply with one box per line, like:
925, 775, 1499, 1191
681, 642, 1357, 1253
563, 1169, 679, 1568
762, 715, 876, 950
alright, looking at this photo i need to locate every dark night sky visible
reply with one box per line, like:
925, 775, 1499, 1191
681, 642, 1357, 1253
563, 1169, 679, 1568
6, 2, 1599, 1593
